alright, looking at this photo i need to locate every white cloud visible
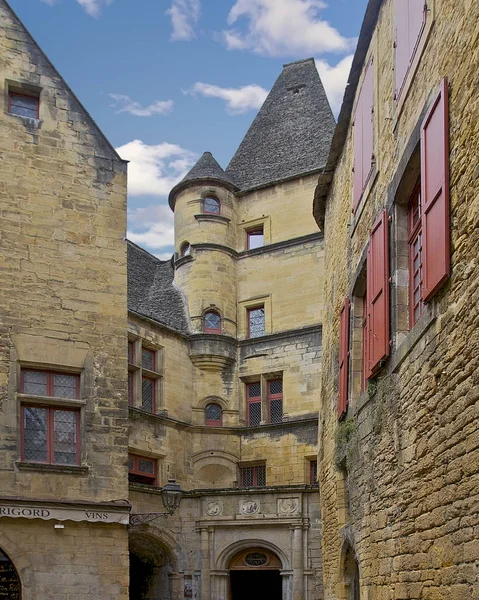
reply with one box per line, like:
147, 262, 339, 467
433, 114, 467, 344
127, 204, 175, 255
166, 0, 201, 41
315, 54, 353, 116
115, 139, 198, 197
109, 94, 174, 117
41, 0, 112, 17
221, 0, 354, 57
187, 82, 268, 114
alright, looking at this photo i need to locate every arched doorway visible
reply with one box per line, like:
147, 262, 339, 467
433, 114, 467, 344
343, 545, 360, 600
129, 533, 173, 600
0, 548, 21, 599
229, 547, 282, 600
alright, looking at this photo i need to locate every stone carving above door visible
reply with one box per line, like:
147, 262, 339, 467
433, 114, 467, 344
277, 497, 300, 515
240, 499, 259, 515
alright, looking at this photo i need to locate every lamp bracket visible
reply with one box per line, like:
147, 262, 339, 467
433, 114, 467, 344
130, 512, 170, 526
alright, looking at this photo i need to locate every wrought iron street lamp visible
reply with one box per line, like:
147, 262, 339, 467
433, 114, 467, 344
130, 479, 183, 526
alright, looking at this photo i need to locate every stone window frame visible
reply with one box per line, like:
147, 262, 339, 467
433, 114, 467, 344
238, 462, 266, 488
128, 337, 164, 414
238, 295, 272, 340
239, 216, 271, 251
241, 371, 283, 426
4, 80, 41, 121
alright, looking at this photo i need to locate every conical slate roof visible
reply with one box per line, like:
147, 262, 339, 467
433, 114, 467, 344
226, 58, 335, 192
168, 152, 237, 208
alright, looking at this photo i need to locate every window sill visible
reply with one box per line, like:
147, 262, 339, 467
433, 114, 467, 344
389, 305, 436, 373
6, 112, 42, 128
194, 214, 231, 224
17, 393, 86, 407
15, 462, 89, 475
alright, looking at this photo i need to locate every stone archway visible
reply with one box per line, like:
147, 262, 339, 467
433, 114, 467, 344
340, 544, 360, 600
129, 532, 174, 600
0, 548, 21, 599
228, 547, 283, 600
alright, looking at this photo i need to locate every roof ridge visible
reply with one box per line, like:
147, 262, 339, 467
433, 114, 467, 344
283, 57, 315, 68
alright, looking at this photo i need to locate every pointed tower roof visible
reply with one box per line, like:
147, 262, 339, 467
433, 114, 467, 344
226, 58, 335, 192
168, 152, 237, 209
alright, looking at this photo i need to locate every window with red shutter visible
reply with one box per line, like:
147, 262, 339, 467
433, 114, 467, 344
128, 454, 157, 486
395, 0, 427, 99
421, 78, 450, 301
353, 59, 374, 212
366, 210, 390, 378
338, 299, 350, 419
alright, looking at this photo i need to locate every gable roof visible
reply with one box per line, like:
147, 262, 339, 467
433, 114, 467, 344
168, 152, 237, 209
1, 0, 124, 163
226, 58, 335, 192
127, 241, 190, 334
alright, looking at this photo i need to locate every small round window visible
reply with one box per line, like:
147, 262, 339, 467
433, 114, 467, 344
180, 242, 191, 257
204, 311, 221, 333
205, 403, 222, 426
203, 196, 220, 215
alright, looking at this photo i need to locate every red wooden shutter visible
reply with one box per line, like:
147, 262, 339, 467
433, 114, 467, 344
408, 0, 426, 61
361, 60, 374, 190
395, 0, 409, 98
421, 78, 450, 301
338, 298, 350, 419
366, 210, 390, 378
353, 94, 363, 211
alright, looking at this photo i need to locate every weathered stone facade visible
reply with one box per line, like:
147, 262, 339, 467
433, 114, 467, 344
0, 0, 129, 597
313, 0, 479, 598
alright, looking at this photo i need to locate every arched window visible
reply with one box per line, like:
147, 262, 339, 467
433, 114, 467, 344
205, 403, 222, 426
180, 242, 191, 257
0, 549, 21, 599
203, 196, 220, 214
204, 311, 221, 334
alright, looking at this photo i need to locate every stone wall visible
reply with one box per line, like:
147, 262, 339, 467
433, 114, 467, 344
317, 0, 479, 598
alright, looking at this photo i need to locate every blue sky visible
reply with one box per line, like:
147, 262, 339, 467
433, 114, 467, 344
9, 0, 368, 258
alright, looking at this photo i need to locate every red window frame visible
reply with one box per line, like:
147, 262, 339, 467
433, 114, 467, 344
20, 404, 80, 465
203, 311, 222, 334
20, 369, 80, 399
239, 465, 266, 487
267, 379, 283, 424
8, 90, 40, 119
246, 227, 264, 250
246, 382, 261, 426
205, 403, 223, 427
142, 347, 156, 372
247, 305, 265, 338
141, 376, 156, 413
202, 196, 221, 215
408, 183, 424, 326
310, 460, 318, 484
128, 454, 157, 486
128, 341, 135, 364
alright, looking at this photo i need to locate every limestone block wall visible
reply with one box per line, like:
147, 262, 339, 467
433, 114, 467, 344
318, 0, 479, 598
0, 519, 128, 600
0, 0, 128, 503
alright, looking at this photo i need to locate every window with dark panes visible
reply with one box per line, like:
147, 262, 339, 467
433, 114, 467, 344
128, 454, 157, 486
240, 465, 266, 487
268, 379, 283, 424
246, 382, 261, 426
204, 311, 221, 334
408, 183, 424, 325
247, 306, 265, 338
310, 460, 318, 484
205, 403, 222, 426
141, 377, 156, 413
203, 196, 220, 214
21, 370, 80, 399
8, 91, 39, 119
246, 227, 264, 250
142, 348, 155, 371
21, 405, 79, 465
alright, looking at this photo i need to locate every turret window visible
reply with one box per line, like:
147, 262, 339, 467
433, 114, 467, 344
204, 311, 221, 334
203, 196, 220, 214
180, 242, 191, 257
205, 403, 223, 426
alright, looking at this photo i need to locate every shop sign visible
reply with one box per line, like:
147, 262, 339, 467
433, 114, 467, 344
0, 504, 129, 525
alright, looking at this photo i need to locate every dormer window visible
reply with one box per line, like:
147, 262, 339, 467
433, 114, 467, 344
204, 311, 221, 334
203, 196, 220, 215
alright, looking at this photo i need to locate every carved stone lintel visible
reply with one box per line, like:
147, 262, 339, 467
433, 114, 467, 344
130, 512, 169, 526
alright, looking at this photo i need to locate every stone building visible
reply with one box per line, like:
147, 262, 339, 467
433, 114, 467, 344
313, 0, 479, 598
0, 0, 336, 596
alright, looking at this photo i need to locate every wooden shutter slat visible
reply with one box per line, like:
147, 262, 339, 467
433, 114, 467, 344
353, 94, 363, 211
361, 60, 374, 189
421, 78, 450, 301
338, 298, 350, 419
366, 210, 390, 378
395, 0, 409, 98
